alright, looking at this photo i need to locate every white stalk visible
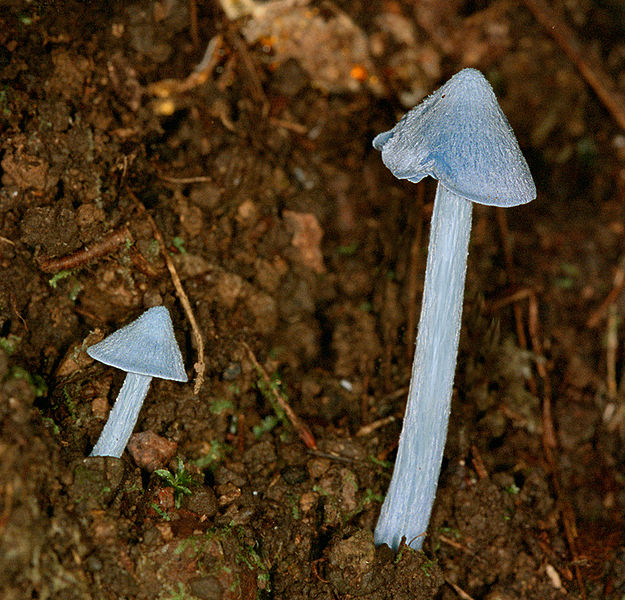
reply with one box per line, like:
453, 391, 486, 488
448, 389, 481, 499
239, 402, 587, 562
374, 184, 472, 551
90, 373, 153, 458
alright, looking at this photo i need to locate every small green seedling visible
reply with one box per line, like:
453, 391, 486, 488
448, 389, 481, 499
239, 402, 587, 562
504, 483, 520, 495
155, 457, 196, 509
0, 334, 21, 354
172, 237, 187, 254
48, 269, 74, 288
193, 440, 229, 471
253, 414, 279, 438
9, 366, 48, 397
256, 372, 288, 430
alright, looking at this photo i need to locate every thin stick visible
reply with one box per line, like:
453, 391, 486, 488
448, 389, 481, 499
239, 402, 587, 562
268, 117, 308, 135
496, 207, 528, 350
522, 0, 625, 132
527, 293, 586, 600
10, 293, 28, 332
439, 535, 486, 563
188, 0, 199, 48
356, 415, 396, 437
445, 579, 476, 600
227, 32, 268, 111
606, 304, 618, 401
490, 287, 535, 311
131, 193, 205, 394
157, 173, 213, 184
587, 254, 625, 328
38, 227, 132, 273
470, 444, 489, 480
528, 294, 556, 449
147, 34, 223, 98
242, 342, 317, 450
380, 386, 410, 403
306, 449, 360, 465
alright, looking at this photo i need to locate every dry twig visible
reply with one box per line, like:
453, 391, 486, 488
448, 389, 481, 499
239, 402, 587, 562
147, 34, 223, 98
522, 0, 625, 132
489, 287, 535, 312
587, 253, 625, 328
445, 579, 477, 600
188, 0, 199, 48
527, 294, 556, 449
157, 173, 213, 185
242, 341, 317, 450
527, 294, 586, 599
496, 208, 528, 350
606, 304, 619, 401
10, 293, 28, 332
492, 279, 586, 597
131, 193, 206, 394
470, 444, 489, 480
356, 415, 396, 437
306, 449, 360, 465
38, 227, 132, 273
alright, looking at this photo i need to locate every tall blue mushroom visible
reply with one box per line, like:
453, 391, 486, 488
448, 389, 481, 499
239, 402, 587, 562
87, 306, 188, 458
373, 68, 536, 551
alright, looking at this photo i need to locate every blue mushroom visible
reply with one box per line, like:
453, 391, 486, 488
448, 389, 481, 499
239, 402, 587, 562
87, 306, 188, 458
373, 68, 536, 551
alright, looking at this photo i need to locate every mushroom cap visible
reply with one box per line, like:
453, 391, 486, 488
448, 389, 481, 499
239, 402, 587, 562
87, 306, 188, 382
373, 68, 536, 207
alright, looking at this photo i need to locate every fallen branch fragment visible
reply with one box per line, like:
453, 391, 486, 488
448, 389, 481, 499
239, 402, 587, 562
470, 444, 489, 480
606, 304, 618, 400
243, 341, 317, 450
527, 294, 587, 600
528, 294, 556, 449
157, 173, 213, 184
356, 415, 396, 437
496, 207, 528, 349
489, 287, 535, 312
586, 253, 625, 328
131, 193, 206, 395
522, 0, 625, 132
445, 579, 476, 600
306, 449, 360, 465
147, 34, 223, 98
38, 227, 132, 273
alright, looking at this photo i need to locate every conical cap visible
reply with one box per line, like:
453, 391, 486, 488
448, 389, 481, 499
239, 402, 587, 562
373, 68, 536, 207
87, 306, 188, 382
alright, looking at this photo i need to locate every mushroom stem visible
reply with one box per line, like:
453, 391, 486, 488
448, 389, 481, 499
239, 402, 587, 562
90, 373, 153, 458
375, 184, 472, 551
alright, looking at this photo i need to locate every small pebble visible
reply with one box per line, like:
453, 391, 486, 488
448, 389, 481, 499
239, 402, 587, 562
127, 431, 177, 472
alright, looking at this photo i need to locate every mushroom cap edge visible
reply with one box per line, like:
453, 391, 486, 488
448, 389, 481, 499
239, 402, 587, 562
374, 68, 537, 208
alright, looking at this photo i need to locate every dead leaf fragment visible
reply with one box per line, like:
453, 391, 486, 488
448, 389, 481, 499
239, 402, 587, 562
241, 0, 383, 94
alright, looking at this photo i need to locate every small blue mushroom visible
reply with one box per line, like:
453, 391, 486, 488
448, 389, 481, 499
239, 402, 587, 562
373, 68, 536, 551
87, 306, 187, 458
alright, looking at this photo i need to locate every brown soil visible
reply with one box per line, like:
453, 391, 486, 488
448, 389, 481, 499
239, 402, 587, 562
1, 1, 624, 598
